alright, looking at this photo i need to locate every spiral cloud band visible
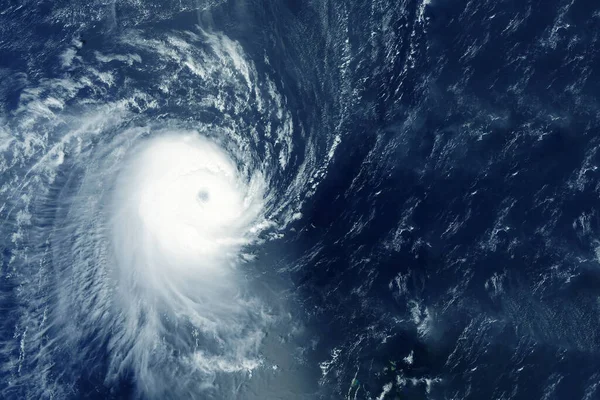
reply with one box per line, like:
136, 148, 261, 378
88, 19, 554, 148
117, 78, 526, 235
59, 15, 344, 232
0, 23, 338, 399
107, 131, 270, 396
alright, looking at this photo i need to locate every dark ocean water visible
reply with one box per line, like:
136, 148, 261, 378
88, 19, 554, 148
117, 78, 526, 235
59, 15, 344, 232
1, 0, 600, 399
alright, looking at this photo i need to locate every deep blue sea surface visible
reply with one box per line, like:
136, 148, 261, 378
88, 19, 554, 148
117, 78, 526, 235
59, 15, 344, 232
2, 0, 600, 399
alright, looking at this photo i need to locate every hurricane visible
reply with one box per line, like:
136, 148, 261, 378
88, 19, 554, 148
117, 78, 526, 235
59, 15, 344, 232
0, 20, 334, 398
3, 0, 600, 399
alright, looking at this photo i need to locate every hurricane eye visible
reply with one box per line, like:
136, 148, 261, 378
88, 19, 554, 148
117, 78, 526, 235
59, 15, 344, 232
197, 189, 210, 203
